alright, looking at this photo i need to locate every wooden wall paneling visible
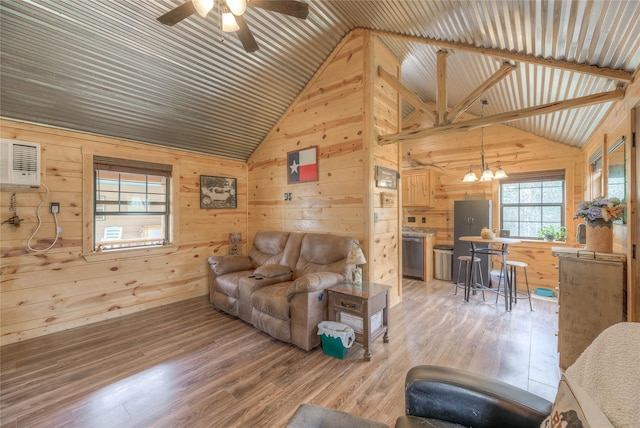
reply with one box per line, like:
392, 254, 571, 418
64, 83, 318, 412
363, 30, 375, 287
1, 119, 247, 345
247, 30, 368, 255
581, 78, 640, 320
371, 36, 402, 303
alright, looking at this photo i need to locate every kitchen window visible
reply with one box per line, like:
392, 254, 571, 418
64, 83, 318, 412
93, 156, 171, 252
500, 170, 565, 239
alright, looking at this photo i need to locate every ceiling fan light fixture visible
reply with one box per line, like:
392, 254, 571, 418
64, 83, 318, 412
193, 0, 214, 17
222, 12, 240, 32
225, 0, 247, 16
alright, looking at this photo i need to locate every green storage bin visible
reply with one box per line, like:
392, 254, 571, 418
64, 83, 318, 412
318, 321, 355, 359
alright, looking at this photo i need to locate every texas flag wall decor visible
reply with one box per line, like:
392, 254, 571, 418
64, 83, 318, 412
287, 146, 318, 184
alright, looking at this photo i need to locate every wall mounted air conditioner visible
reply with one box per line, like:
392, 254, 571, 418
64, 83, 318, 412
0, 139, 41, 188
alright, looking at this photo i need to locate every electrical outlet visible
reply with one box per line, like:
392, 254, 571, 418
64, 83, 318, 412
49, 202, 60, 214
374, 213, 379, 223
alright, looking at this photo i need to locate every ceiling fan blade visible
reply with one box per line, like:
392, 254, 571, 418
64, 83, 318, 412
157, 1, 197, 26
248, 0, 309, 19
234, 15, 259, 53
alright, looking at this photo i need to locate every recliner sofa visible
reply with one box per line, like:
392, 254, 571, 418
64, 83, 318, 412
208, 230, 359, 351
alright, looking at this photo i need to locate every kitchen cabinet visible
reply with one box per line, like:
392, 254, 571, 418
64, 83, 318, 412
551, 248, 626, 370
402, 170, 433, 207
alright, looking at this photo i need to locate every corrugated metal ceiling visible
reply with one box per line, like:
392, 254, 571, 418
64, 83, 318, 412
1, 0, 639, 160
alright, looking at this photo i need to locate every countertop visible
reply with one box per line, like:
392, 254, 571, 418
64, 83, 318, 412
551, 247, 626, 262
402, 227, 437, 237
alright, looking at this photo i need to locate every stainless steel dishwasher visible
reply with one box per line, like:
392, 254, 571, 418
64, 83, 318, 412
402, 235, 424, 280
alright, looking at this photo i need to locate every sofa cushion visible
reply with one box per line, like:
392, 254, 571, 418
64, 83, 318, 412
215, 270, 254, 298
249, 231, 290, 267
295, 233, 359, 276
251, 283, 292, 320
254, 264, 292, 279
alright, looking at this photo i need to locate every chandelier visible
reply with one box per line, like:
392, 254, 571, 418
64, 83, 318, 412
462, 99, 508, 182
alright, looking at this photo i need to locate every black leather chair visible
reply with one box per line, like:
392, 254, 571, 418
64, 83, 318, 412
395, 365, 553, 428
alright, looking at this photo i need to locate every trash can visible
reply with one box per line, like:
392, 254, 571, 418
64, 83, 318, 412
433, 245, 453, 281
317, 321, 355, 359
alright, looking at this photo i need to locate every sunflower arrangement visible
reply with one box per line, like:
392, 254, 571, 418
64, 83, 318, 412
574, 197, 625, 225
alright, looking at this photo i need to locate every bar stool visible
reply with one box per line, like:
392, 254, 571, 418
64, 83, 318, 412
496, 260, 533, 311
455, 256, 484, 300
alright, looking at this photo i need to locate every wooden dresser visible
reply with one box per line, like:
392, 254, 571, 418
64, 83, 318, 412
552, 248, 626, 370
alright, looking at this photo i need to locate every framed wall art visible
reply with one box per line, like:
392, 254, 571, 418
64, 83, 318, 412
200, 175, 237, 209
375, 165, 399, 189
287, 146, 318, 184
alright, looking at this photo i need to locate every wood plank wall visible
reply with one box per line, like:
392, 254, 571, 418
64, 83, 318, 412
247, 30, 402, 304
400, 113, 584, 293
580, 79, 640, 320
0, 120, 247, 345
370, 35, 402, 301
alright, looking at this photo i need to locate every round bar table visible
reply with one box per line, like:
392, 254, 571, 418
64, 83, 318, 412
459, 236, 521, 311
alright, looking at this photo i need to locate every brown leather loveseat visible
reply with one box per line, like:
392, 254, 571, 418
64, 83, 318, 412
208, 230, 360, 351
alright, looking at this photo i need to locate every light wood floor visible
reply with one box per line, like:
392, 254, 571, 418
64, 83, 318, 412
0, 279, 560, 428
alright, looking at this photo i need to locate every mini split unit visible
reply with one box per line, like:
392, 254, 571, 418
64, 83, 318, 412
0, 139, 41, 188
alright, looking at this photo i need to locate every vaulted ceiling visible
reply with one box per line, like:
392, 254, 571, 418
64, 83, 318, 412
1, 1, 639, 161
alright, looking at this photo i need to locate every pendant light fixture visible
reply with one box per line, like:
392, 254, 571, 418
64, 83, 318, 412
462, 99, 508, 183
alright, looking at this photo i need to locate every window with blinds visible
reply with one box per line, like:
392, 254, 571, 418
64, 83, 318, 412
93, 156, 171, 251
499, 170, 566, 240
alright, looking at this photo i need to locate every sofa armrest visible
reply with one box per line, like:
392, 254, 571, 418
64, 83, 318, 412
208, 255, 252, 275
287, 272, 344, 301
403, 365, 552, 428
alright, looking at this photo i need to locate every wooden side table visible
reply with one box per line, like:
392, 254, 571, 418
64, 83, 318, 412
326, 281, 390, 361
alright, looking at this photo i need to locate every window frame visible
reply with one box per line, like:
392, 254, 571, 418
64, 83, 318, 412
499, 170, 566, 240
82, 153, 179, 262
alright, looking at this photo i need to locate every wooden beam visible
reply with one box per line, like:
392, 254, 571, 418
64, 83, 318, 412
436, 50, 448, 125
373, 30, 634, 82
378, 89, 625, 145
377, 66, 436, 121
446, 62, 516, 123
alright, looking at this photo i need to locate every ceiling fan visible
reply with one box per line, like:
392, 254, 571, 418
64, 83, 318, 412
157, 0, 309, 53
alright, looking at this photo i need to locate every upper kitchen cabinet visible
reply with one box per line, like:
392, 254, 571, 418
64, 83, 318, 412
402, 170, 434, 207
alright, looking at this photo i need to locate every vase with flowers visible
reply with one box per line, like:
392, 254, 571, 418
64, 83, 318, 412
574, 197, 625, 253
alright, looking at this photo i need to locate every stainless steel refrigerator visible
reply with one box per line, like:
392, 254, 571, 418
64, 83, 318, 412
453, 200, 492, 286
